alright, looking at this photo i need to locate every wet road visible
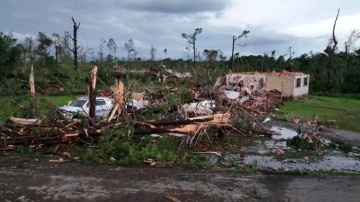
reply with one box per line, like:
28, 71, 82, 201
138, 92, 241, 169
0, 155, 359, 202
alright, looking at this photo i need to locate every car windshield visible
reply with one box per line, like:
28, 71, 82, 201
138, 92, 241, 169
70, 99, 87, 107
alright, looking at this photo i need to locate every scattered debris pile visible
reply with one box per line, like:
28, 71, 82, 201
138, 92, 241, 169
286, 117, 334, 150
214, 73, 282, 116
0, 67, 298, 151
0, 117, 100, 151
149, 64, 192, 83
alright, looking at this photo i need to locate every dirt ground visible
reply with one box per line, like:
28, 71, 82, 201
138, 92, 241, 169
0, 154, 359, 202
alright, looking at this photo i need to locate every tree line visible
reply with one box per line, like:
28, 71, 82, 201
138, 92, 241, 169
1, 14, 360, 96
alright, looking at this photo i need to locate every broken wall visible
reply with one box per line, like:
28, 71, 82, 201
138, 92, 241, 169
293, 75, 310, 97
266, 75, 294, 97
236, 74, 267, 88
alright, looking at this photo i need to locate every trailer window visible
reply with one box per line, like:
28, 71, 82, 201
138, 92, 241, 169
296, 78, 301, 88
303, 77, 308, 86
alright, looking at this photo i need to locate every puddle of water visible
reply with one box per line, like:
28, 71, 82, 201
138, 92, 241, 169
204, 125, 360, 172
270, 126, 298, 140
203, 155, 220, 165
240, 140, 290, 154
242, 153, 360, 172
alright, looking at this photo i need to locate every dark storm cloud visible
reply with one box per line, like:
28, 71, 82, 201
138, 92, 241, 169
1, 0, 343, 60
119, 0, 230, 14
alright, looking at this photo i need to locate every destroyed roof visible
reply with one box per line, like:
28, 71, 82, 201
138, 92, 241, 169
229, 70, 307, 77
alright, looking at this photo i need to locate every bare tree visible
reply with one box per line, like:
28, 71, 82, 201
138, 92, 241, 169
203, 49, 219, 62
182, 28, 202, 69
344, 30, 360, 70
98, 38, 107, 62
23, 37, 36, 65
107, 38, 117, 65
287, 46, 294, 59
271, 50, 276, 58
150, 45, 156, 61
286, 46, 295, 71
52, 33, 62, 74
124, 39, 137, 61
65, 17, 81, 70
230, 30, 249, 70
325, 9, 340, 88
107, 38, 117, 57
79, 46, 93, 63
218, 50, 226, 61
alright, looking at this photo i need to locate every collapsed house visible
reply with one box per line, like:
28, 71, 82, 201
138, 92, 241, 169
215, 70, 310, 98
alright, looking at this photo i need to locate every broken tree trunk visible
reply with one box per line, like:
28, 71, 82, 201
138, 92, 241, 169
88, 66, 98, 124
135, 113, 231, 135
29, 65, 36, 118
108, 80, 125, 122
326, 9, 340, 89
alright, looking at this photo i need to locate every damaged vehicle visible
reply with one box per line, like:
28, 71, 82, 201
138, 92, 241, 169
58, 96, 114, 120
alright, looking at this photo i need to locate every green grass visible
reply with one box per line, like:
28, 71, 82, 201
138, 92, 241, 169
278, 95, 360, 132
0, 95, 72, 120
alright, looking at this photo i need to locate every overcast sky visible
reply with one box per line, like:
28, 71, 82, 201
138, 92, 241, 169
1, 0, 360, 60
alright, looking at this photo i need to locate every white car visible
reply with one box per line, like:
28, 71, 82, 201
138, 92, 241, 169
59, 96, 114, 119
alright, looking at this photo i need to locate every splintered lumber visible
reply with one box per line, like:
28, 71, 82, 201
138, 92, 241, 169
108, 80, 125, 122
193, 151, 222, 156
29, 65, 35, 97
131, 92, 145, 100
145, 113, 230, 126
9, 116, 41, 126
88, 66, 98, 121
136, 113, 231, 135
145, 117, 214, 126
29, 65, 36, 117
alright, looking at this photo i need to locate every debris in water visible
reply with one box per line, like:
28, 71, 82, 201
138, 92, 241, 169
275, 149, 285, 155
270, 126, 298, 140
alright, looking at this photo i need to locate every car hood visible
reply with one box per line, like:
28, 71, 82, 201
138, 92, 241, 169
59, 106, 84, 113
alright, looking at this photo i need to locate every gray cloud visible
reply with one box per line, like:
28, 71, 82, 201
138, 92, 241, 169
1, 0, 356, 60
120, 0, 230, 14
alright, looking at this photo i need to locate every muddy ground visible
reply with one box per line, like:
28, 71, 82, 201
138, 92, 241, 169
1, 120, 360, 202
0, 154, 360, 202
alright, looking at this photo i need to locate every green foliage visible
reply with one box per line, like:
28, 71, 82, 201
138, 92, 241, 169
86, 123, 182, 165
0, 79, 27, 96
182, 152, 208, 168
0, 95, 72, 121
287, 135, 309, 150
287, 135, 320, 150
0, 32, 22, 79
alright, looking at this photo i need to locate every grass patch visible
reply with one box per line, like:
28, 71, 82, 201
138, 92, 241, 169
0, 95, 72, 120
277, 96, 360, 132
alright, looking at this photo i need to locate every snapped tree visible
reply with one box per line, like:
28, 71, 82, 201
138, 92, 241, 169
107, 38, 117, 64
124, 39, 137, 61
325, 9, 340, 89
182, 28, 202, 69
65, 17, 81, 70
230, 30, 249, 71
98, 38, 107, 62
150, 45, 156, 61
